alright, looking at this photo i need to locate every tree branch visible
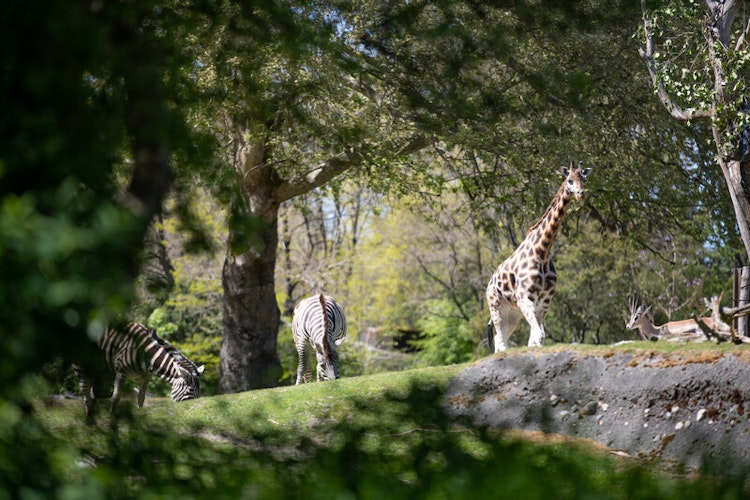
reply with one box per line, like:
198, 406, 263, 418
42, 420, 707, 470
342, 74, 381, 106
735, 15, 750, 50
276, 133, 430, 203
412, 250, 472, 322
639, 0, 714, 122
275, 149, 363, 203
705, 0, 739, 48
702, 293, 750, 343
722, 302, 750, 319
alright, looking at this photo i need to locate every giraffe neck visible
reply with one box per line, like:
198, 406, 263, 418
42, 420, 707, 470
525, 183, 572, 262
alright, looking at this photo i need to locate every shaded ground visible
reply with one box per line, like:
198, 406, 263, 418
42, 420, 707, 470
444, 348, 750, 477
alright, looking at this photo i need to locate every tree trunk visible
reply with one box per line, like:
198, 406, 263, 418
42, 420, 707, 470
737, 266, 750, 337
218, 203, 283, 393
720, 158, 750, 261
279, 209, 298, 317
218, 125, 284, 393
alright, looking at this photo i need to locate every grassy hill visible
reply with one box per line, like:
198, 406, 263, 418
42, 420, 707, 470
35, 354, 747, 499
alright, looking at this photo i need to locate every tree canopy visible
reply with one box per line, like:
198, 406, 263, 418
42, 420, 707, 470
172, 0, 736, 390
1, 0, 746, 494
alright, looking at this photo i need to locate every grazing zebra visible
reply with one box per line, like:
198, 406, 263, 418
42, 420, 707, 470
73, 322, 204, 417
291, 294, 347, 384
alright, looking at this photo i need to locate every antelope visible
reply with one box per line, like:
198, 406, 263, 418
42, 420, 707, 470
626, 299, 715, 342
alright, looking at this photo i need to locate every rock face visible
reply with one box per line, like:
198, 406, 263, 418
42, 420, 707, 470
444, 349, 750, 476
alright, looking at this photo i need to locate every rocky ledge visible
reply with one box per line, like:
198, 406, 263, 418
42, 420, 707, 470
444, 348, 750, 477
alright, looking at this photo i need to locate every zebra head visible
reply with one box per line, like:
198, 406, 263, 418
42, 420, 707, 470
171, 364, 204, 402
315, 347, 339, 382
316, 359, 338, 382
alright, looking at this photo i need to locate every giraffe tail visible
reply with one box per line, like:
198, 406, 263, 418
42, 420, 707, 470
485, 319, 495, 353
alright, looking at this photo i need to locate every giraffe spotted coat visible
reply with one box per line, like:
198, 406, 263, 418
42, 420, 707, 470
486, 162, 590, 352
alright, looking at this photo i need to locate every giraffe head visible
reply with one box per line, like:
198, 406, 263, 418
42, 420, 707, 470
560, 161, 591, 202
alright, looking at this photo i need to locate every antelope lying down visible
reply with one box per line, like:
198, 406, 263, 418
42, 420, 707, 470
626, 300, 715, 342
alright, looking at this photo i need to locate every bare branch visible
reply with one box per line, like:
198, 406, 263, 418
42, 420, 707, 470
691, 315, 738, 342
723, 302, 750, 319
695, 314, 750, 344
700, 293, 750, 344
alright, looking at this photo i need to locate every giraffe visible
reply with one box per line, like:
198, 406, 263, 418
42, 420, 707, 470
486, 161, 591, 353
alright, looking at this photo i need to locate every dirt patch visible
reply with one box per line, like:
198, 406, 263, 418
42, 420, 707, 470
444, 348, 750, 477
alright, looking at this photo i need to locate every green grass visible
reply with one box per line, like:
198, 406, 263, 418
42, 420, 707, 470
33, 349, 750, 499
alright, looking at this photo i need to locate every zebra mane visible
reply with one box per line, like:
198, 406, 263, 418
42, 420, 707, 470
319, 294, 330, 358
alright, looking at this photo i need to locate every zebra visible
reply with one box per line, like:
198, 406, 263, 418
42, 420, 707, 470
73, 322, 204, 417
291, 294, 347, 384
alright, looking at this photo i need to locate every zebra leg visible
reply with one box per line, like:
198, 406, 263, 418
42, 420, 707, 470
303, 341, 313, 383
136, 377, 149, 407
79, 375, 95, 419
295, 342, 308, 385
110, 371, 125, 413
72, 363, 97, 422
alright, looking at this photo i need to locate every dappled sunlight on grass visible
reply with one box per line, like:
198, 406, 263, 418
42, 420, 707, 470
33, 360, 749, 498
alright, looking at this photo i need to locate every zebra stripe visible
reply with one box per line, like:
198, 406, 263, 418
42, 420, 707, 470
291, 294, 347, 384
74, 323, 204, 417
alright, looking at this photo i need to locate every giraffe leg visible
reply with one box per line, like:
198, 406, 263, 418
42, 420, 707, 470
517, 297, 545, 347
530, 315, 546, 347
485, 320, 495, 352
490, 304, 522, 352
489, 307, 507, 353
534, 301, 552, 346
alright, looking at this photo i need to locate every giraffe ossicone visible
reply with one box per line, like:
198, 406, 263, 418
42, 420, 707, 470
485, 161, 591, 353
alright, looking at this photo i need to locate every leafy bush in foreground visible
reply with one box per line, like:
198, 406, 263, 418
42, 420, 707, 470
26, 372, 748, 500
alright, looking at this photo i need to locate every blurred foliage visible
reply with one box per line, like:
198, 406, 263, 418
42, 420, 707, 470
0, 0, 218, 388
413, 299, 481, 366
0, 0, 219, 496
545, 223, 637, 345
3, 0, 748, 496
31, 366, 750, 499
